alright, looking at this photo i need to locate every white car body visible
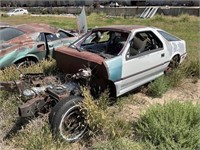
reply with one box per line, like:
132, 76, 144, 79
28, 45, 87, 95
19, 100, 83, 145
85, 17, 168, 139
7, 8, 28, 16
54, 25, 187, 97
115, 27, 187, 96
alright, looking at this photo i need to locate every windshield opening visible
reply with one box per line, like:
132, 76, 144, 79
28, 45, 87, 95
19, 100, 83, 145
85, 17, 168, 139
72, 30, 129, 59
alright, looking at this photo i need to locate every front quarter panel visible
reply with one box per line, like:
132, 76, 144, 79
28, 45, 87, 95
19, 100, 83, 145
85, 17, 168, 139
105, 56, 122, 82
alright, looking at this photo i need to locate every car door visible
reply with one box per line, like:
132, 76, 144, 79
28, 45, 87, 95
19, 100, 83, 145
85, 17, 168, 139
19, 9, 24, 15
15, 10, 20, 15
117, 30, 168, 96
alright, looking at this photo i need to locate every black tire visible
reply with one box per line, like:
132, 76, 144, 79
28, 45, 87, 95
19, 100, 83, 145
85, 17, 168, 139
49, 96, 87, 142
165, 55, 180, 74
169, 55, 180, 69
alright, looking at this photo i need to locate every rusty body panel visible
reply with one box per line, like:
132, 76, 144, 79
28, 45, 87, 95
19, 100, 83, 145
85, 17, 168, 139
0, 23, 78, 69
16, 23, 57, 34
54, 46, 109, 80
18, 97, 46, 117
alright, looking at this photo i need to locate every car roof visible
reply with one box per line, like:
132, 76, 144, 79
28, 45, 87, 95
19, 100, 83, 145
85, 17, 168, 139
93, 25, 147, 32
15, 23, 57, 33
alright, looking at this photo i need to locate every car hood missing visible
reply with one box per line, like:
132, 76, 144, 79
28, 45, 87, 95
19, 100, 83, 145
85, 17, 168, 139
54, 46, 109, 80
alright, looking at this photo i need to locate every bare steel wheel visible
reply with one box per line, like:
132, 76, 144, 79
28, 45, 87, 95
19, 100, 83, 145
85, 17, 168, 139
49, 96, 87, 142
16, 60, 36, 69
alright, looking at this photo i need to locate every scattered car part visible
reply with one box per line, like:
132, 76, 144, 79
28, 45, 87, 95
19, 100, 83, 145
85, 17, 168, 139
54, 25, 187, 97
49, 96, 87, 142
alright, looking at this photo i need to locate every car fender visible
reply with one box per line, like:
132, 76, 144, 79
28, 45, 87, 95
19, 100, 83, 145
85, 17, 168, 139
170, 51, 181, 59
168, 40, 186, 63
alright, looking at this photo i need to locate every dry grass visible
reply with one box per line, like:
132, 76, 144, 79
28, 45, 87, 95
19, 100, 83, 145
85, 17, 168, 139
0, 14, 199, 149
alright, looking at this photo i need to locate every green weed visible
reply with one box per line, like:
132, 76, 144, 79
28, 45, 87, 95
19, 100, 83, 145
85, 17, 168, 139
134, 101, 200, 150
168, 69, 185, 87
81, 88, 132, 139
0, 14, 199, 149
147, 68, 185, 97
147, 76, 170, 97
0, 59, 56, 81
182, 59, 200, 78
179, 14, 190, 22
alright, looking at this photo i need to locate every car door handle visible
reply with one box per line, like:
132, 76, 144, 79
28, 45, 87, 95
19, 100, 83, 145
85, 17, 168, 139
161, 53, 165, 57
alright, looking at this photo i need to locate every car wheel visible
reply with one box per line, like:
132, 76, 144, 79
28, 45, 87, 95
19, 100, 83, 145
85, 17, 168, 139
165, 55, 180, 74
49, 96, 87, 142
16, 60, 36, 69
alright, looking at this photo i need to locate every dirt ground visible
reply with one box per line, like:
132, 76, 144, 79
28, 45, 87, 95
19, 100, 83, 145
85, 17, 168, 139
117, 78, 200, 122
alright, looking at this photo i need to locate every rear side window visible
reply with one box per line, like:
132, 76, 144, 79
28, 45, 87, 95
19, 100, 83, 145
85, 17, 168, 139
158, 30, 180, 41
0, 27, 24, 43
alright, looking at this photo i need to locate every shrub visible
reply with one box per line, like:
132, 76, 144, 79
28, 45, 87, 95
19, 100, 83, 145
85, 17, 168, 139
41, 59, 57, 75
183, 59, 200, 78
179, 14, 190, 22
167, 68, 185, 87
0, 66, 21, 81
134, 101, 200, 150
147, 76, 170, 97
147, 67, 185, 97
81, 88, 131, 139
0, 59, 56, 81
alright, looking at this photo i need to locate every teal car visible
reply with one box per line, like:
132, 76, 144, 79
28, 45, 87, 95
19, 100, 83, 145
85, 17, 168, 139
0, 23, 78, 68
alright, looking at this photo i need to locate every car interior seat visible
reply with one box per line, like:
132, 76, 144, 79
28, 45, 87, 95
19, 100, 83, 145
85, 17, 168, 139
129, 37, 148, 56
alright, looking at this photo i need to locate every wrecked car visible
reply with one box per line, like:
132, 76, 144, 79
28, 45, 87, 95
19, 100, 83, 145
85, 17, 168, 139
50, 25, 187, 141
54, 25, 187, 97
1, 25, 187, 142
0, 23, 78, 69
